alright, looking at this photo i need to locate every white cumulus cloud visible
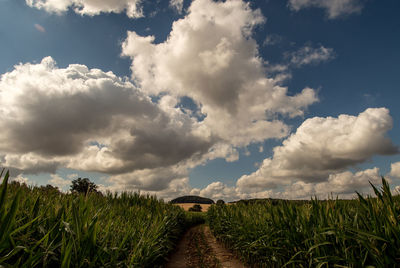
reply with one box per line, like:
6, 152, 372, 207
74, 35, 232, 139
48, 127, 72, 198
122, 0, 318, 149
12, 174, 31, 185
191, 181, 239, 201
389, 161, 400, 178
288, 0, 363, 19
26, 0, 143, 18
195, 167, 385, 201
395, 185, 400, 195
280, 168, 383, 199
11, 0, 386, 202
0, 57, 213, 192
49, 174, 71, 191
237, 108, 397, 193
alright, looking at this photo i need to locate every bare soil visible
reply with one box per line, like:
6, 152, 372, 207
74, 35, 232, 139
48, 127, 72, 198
165, 225, 247, 268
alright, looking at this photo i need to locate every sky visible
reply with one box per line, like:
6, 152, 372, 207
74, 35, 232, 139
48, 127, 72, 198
1, 0, 400, 201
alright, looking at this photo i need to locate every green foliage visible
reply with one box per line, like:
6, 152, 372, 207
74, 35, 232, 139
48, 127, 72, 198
216, 200, 225, 206
184, 211, 206, 226
0, 171, 189, 267
70, 178, 98, 195
208, 178, 400, 267
38, 184, 61, 195
188, 204, 202, 212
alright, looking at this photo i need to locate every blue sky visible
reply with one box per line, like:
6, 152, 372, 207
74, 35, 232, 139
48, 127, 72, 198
1, 0, 399, 201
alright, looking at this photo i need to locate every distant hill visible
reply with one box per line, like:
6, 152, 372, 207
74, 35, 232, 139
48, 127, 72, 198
230, 198, 311, 205
170, 195, 215, 204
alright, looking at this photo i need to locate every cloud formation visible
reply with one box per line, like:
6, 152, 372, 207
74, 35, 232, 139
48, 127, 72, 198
279, 168, 382, 199
288, 45, 335, 67
11, 174, 31, 185
122, 0, 317, 148
191, 181, 238, 201
263, 34, 283, 46
193, 167, 383, 201
170, 0, 184, 14
26, 0, 143, 18
395, 186, 400, 194
4, 0, 319, 196
0, 57, 212, 183
237, 108, 397, 193
389, 162, 400, 178
288, 0, 363, 19
12, 0, 393, 202
49, 174, 71, 190
107, 165, 189, 191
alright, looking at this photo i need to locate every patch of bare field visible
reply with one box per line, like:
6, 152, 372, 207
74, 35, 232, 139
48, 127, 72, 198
165, 225, 247, 268
173, 203, 212, 212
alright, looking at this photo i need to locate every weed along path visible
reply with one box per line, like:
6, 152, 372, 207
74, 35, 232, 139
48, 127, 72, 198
165, 225, 247, 268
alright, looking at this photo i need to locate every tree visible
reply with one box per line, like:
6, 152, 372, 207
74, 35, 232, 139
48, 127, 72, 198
188, 204, 202, 212
70, 178, 98, 195
39, 184, 60, 194
216, 199, 225, 206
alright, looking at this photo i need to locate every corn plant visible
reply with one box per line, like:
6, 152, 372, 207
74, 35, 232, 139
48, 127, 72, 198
208, 178, 400, 267
0, 170, 190, 267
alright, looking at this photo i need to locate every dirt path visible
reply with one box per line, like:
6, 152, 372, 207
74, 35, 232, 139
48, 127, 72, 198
165, 225, 247, 268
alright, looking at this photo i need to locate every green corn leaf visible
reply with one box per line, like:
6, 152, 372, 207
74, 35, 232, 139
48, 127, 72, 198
0, 189, 21, 243
0, 170, 10, 214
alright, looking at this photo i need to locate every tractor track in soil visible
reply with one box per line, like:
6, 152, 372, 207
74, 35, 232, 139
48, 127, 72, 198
165, 225, 247, 268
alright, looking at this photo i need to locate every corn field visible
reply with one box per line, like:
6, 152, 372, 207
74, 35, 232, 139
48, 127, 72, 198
0, 170, 195, 267
208, 178, 400, 267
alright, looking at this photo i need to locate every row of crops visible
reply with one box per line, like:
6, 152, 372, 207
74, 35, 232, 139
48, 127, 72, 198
0, 171, 201, 267
208, 178, 400, 267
